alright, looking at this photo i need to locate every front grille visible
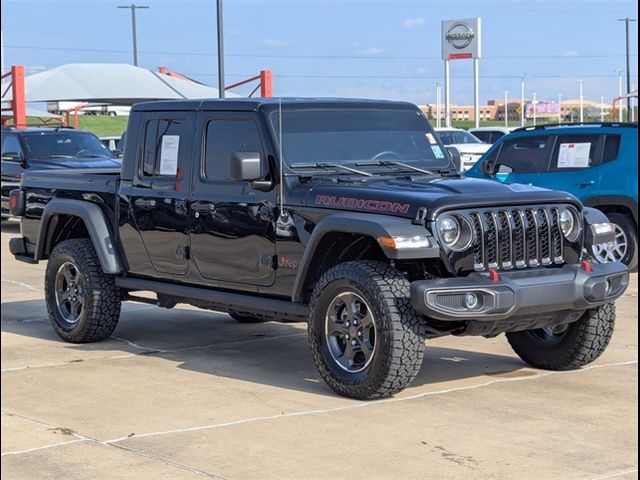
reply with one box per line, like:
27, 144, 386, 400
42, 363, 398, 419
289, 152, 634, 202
467, 206, 566, 271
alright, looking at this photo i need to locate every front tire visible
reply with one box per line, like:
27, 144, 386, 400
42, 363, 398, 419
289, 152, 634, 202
308, 261, 426, 399
45, 239, 121, 343
506, 303, 615, 370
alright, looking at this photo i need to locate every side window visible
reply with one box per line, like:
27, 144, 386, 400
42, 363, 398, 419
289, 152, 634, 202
141, 118, 187, 177
496, 136, 550, 173
1, 134, 23, 156
602, 135, 621, 164
549, 134, 600, 171
473, 131, 491, 143
492, 131, 506, 142
204, 119, 264, 181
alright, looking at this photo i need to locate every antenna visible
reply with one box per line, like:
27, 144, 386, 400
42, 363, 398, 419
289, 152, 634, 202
278, 98, 286, 219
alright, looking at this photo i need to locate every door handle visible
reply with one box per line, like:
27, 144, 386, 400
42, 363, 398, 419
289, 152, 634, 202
191, 202, 216, 213
578, 180, 595, 187
135, 198, 156, 209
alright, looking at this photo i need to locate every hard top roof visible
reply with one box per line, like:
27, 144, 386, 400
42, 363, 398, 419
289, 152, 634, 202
131, 97, 419, 112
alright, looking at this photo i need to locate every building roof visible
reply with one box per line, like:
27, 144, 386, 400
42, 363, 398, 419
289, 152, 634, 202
2, 63, 239, 105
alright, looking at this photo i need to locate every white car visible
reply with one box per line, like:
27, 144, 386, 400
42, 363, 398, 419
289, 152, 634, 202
468, 126, 517, 144
434, 128, 491, 171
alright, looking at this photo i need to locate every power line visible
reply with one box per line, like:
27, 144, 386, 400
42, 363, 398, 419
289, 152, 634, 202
186, 72, 639, 80
4, 44, 638, 60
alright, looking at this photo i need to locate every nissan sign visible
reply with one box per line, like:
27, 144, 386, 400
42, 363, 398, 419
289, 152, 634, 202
442, 18, 481, 60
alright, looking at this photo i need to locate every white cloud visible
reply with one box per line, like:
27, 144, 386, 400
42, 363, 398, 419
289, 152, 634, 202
402, 17, 425, 29
262, 39, 287, 48
352, 45, 389, 56
563, 50, 580, 57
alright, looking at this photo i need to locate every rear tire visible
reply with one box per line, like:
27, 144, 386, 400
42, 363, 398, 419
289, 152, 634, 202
506, 303, 615, 370
45, 239, 121, 343
591, 212, 638, 271
308, 261, 426, 400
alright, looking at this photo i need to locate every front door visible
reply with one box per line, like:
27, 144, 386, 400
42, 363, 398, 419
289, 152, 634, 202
189, 112, 277, 288
492, 135, 553, 186
124, 112, 194, 278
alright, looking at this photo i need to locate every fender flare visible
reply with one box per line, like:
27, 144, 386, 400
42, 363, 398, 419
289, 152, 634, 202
35, 198, 123, 274
584, 196, 638, 226
291, 212, 439, 302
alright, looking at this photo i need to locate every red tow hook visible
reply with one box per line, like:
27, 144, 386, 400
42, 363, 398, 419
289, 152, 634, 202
489, 269, 501, 282
581, 260, 592, 273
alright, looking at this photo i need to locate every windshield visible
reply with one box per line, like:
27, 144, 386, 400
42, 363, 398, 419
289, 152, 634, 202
437, 130, 483, 146
22, 131, 115, 159
269, 108, 452, 172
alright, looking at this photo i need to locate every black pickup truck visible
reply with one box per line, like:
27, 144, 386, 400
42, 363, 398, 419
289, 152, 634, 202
8, 98, 629, 399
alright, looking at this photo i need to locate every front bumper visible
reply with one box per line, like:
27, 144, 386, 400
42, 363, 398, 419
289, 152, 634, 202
411, 262, 629, 321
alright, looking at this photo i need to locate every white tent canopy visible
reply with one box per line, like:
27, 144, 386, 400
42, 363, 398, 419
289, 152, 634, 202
1, 107, 63, 119
2, 63, 237, 105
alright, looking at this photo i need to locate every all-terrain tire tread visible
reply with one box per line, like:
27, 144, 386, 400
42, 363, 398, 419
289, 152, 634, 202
506, 303, 615, 370
45, 238, 121, 343
308, 261, 425, 399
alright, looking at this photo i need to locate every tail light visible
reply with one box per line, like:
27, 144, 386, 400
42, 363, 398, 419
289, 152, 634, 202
9, 189, 25, 217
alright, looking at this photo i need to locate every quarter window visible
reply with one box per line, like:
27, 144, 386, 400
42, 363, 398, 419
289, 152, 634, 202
204, 119, 264, 181
602, 135, 621, 164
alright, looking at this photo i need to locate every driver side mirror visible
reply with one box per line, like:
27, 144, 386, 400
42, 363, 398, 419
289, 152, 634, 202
480, 159, 495, 176
230, 152, 272, 191
1, 152, 25, 166
445, 146, 461, 172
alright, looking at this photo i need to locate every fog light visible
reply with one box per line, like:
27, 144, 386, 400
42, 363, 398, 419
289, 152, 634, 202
464, 292, 479, 310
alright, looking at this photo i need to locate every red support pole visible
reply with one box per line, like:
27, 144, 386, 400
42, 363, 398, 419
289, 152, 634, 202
11, 65, 27, 129
260, 70, 273, 98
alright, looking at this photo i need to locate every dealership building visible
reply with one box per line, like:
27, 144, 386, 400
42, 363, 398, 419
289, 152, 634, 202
421, 98, 618, 123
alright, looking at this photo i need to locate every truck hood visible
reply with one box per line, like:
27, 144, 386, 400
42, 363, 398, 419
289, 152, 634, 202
299, 176, 580, 221
28, 157, 121, 170
448, 143, 491, 155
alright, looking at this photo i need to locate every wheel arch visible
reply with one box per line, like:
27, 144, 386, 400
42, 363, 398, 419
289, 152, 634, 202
35, 198, 123, 274
584, 196, 638, 228
291, 213, 438, 303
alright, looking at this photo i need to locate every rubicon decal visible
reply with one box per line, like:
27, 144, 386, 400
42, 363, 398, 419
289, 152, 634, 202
315, 195, 410, 214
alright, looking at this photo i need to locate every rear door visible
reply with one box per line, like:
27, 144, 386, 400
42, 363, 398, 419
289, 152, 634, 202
188, 112, 277, 288
536, 134, 603, 203
122, 112, 194, 277
492, 135, 553, 185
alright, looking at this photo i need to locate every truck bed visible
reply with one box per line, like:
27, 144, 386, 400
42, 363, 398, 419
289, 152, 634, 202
21, 168, 121, 194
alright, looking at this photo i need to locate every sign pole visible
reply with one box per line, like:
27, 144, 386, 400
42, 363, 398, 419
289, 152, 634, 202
473, 58, 480, 128
444, 60, 451, 127
504, 90, 509, 127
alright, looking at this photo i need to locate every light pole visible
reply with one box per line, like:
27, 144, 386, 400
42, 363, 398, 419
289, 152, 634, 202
616, 69, 624, 121
558, 93, 563, 124
600, 96, 606, 122
579, 80, 584, 123
618, 18, 637, 121
504, 90, 509, 127
520, 75, 526, 127
117, 4, 149, 67
216, 0, 225, 98
532, 92, 537, 126
435, 80, 441, 128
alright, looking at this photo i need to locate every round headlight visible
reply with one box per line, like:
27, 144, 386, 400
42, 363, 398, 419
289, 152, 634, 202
559, 208, 580, 242
438, 216, 461, 246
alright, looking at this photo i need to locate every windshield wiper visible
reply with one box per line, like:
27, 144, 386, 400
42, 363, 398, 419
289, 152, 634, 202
355, 160, 435, 175
289, 162, 372, 177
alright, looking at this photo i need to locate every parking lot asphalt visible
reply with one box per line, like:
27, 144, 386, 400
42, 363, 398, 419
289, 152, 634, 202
1, 220, 637, 480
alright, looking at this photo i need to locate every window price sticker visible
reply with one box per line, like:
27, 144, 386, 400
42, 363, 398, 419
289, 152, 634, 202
557, 142, 591, 169
159, 135, 180, 175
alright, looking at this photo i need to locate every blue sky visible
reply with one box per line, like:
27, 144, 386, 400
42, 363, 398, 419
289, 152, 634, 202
2, 0, 638, 104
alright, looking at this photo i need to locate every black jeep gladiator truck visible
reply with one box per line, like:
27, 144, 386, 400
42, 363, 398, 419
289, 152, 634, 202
8, 98, 629, 399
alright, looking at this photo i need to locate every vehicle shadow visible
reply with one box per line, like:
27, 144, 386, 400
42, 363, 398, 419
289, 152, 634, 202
1, 299, 527, 398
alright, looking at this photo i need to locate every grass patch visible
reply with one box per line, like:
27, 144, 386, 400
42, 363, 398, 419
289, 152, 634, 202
77, 116, 129, 137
